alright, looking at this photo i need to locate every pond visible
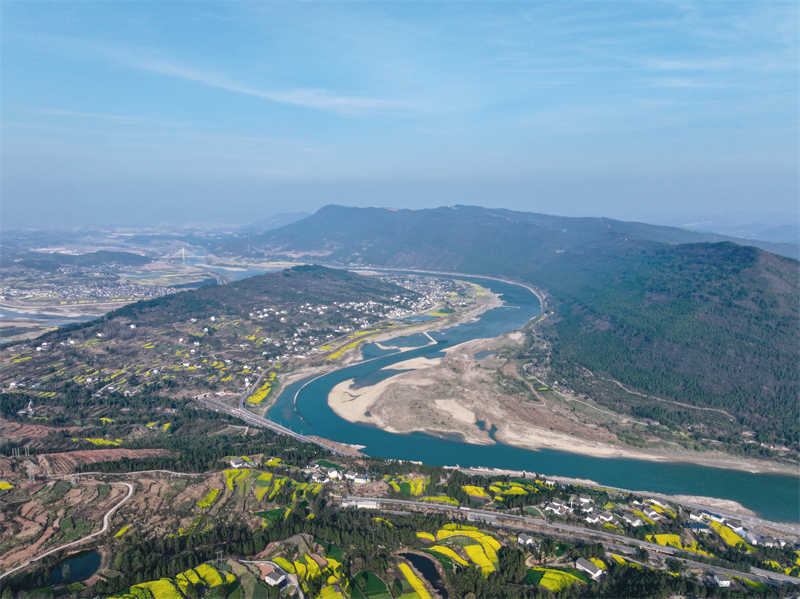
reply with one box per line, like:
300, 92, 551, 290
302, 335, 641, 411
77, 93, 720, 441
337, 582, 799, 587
50, 550, 101, 583
400, 552, 449, 598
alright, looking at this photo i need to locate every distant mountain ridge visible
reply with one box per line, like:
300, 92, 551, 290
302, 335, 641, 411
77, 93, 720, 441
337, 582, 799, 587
217, 205, 799, 445
236, 212, 311, 234
224, 204, 799, 261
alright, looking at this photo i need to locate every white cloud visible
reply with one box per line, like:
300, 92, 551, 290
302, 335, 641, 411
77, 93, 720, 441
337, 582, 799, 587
127, 55, 408, 116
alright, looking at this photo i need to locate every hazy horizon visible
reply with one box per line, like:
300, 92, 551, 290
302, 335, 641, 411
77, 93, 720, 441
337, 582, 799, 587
2, 2, 798, 230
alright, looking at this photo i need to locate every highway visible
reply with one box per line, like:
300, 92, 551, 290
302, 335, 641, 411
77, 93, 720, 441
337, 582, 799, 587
194, 394, 350, 456
340, 496, 800, 586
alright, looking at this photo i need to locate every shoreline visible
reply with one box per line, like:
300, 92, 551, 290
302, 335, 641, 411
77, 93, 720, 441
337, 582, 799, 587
323, 338, 799, 477
271, 269, 797, 478
254, 282, 505, 414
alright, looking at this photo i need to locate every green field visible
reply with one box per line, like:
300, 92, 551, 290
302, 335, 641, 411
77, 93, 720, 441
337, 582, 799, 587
354, 571, 391, 599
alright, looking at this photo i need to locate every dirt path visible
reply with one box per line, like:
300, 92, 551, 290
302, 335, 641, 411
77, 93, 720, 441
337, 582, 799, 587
0, 481, 134, 581
604, 379, 736, 419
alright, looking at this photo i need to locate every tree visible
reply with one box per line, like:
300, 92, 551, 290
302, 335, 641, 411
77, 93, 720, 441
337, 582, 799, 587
61, 563, 72, 584
634, 548, 650, 562
665, 558, 684, 572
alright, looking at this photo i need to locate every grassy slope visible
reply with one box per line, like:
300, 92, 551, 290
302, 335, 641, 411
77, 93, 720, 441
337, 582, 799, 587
234, 206, 800, 444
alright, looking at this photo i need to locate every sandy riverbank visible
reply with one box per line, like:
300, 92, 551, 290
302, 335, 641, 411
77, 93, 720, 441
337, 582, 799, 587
324, 335, 800, 477
255, 283, 504, 411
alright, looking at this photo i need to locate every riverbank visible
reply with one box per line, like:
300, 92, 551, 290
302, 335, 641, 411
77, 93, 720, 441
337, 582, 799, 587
270, 272, 799, 522
325, 335, 799, 477
252, 282, 504, 416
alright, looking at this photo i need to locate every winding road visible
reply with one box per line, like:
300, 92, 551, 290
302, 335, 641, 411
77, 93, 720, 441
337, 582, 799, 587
0, 481, 134, 581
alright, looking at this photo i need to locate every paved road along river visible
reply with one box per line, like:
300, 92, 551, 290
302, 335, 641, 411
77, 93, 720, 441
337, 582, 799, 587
267, 273, 800, 523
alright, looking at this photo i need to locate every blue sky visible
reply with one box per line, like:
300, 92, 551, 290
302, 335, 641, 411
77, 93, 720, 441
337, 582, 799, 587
2, 1, 797, 228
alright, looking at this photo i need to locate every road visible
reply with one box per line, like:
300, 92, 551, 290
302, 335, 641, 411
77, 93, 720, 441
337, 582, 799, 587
459, 468, 800, 538
194, 394, 350, 456
238, 366, 273, 411
341, 496, 800, 586
0, 482, 134, 581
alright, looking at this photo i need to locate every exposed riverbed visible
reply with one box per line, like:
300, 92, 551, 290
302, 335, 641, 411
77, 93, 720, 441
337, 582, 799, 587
268, 273, 800, 523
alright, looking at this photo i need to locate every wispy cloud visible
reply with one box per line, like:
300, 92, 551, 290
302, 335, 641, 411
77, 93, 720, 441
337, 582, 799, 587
124, 54, 407, 116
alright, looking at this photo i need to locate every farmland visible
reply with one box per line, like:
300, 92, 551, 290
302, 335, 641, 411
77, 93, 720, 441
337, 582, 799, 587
3, 443, 797, 598
0, 266, 423, 424
1, 256, 798, 597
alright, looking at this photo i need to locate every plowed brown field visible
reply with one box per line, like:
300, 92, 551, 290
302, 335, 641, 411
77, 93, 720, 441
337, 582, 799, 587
1, 419, 80, 439
38, 449, 171, 475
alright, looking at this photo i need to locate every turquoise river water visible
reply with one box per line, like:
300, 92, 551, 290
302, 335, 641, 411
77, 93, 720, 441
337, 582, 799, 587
268, 273, 799, 523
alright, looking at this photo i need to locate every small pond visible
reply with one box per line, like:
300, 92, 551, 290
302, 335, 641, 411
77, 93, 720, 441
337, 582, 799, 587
400, 552, 449, 598
50, 550, 101, 583
473, 350, 495, 360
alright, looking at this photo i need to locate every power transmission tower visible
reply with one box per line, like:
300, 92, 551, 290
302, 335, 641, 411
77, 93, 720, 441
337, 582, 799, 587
26, 461, 36, 484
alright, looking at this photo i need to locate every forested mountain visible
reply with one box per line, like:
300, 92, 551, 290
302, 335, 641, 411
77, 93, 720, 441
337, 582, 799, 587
0, 249, 150, 270
221, 205, 800, 445
221, 204, 799, 261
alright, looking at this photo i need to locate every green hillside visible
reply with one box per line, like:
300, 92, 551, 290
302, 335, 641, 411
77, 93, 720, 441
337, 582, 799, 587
228, 206, 800, 446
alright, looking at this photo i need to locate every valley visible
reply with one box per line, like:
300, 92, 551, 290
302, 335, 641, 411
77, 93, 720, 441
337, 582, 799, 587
1, 209, 799, 598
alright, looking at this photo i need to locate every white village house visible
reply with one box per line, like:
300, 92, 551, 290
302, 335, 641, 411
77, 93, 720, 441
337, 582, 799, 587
575, 558, 603, 580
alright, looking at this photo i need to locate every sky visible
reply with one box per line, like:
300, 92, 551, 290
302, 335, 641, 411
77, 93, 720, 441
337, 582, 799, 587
2, 1, 798, 229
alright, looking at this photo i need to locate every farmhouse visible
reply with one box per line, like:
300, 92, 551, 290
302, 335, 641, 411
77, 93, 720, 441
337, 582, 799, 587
683, 522, 710, 533
575, 558, 603, 580
264, 571, 287, 587
621, 513, 643, 527
597, 512, 615, 523
544, 502, 567, 516
229, 457, 247, 468
714, 573, 731, 588
517, 533, 536, 547
584, 514, 600, 524
702, 511, 725, 523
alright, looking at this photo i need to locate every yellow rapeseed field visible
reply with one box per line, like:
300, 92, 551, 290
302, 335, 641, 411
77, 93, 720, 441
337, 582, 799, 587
399, 563, 432, 599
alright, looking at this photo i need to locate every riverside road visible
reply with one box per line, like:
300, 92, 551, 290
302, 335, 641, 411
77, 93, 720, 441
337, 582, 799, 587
341, 496, 799, 586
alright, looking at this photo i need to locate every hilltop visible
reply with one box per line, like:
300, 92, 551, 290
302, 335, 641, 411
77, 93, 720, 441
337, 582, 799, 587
0, 265, 422, 426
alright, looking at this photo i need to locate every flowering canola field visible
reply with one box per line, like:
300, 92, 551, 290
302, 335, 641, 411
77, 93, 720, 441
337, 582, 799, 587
107, 563, 235, 599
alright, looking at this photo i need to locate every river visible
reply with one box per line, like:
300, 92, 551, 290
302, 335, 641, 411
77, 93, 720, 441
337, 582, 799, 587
266, 273, 799, 523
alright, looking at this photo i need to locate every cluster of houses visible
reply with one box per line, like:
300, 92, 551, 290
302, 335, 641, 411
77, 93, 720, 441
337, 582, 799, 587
309, 465, 371, 486
684, 510, 787, 548
542, 494, 640, 528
